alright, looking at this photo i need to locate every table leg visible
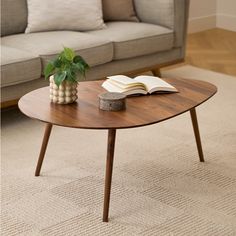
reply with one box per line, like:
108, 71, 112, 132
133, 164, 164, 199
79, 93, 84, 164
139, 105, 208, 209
35, 123, 53, 176
103, 129, 116, 222
190, 108, 204, 162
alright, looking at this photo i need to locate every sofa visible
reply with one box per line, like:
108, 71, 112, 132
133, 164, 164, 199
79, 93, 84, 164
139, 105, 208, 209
1, 0, 189, 107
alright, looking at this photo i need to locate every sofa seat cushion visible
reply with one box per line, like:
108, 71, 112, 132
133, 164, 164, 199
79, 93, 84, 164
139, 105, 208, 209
1, 46, 41, 87
1, 31, 113, 70
88, 22, 174, 60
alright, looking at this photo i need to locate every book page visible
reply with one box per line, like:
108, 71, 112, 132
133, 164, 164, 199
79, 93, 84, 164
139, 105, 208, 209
102, 80, 147, 95
134, 75, 177, 93
107, 75, 144, 88
109, 80, 146, 90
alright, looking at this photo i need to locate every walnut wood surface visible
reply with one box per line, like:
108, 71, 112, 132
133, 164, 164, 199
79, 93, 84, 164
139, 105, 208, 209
35, 123, 53, 176
103, 129, 116, 222
190, 108, 204, 162
18, 78, 217, 129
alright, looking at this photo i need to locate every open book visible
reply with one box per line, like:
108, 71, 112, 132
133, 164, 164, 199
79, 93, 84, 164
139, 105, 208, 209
102, 75, 178, 96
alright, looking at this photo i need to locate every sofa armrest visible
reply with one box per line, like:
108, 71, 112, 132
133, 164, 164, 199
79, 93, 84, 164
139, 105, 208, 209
134, 0, 190, 49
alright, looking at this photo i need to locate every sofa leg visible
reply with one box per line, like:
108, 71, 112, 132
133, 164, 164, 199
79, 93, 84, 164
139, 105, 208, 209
151, 68, 162, 77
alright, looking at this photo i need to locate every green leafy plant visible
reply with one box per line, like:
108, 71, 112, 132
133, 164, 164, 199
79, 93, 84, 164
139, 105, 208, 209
44, 47, 89, 87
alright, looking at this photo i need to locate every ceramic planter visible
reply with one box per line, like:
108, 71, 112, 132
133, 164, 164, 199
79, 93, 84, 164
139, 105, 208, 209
49, 76, 78, 104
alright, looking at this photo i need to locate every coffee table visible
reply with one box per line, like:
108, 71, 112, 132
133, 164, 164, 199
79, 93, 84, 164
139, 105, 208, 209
18, 77, 217, 222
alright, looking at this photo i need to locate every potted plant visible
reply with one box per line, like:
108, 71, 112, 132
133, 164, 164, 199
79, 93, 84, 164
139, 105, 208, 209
44, 47, 89, 104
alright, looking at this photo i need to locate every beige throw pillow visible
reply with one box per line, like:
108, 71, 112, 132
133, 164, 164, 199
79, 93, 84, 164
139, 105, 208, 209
102, 0, 139, 22
25, 0, 106, 33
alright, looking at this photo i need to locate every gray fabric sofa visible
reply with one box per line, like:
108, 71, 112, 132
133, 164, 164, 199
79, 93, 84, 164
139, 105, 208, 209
1, 0, 189, 106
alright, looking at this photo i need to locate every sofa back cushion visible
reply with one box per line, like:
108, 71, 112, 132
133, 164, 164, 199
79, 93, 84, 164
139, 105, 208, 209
25, 0, 106, 33
134, 0, 174, 29
102, 0, 138, 22
1, 0, 28, 36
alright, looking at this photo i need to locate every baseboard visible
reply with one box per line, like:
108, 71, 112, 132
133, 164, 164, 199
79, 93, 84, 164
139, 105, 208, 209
217, 14, 236, 32
188, 15, 216, 33
188, 14, 236, 33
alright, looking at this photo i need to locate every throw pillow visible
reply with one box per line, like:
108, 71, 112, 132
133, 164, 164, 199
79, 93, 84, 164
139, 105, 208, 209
102, 0, 139, 22
25, 0, 106, 33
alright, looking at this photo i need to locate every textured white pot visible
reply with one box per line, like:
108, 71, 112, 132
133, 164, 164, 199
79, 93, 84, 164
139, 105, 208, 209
49, 76, 78, 104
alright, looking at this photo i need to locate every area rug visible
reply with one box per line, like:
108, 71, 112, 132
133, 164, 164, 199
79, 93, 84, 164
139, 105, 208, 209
1, 65, 236, 235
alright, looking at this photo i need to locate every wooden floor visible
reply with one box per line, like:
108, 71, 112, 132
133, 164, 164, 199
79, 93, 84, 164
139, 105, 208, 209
186, 28, 236, 76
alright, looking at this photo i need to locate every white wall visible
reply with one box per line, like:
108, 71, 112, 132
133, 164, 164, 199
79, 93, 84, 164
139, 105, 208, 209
216, 0, 236, 31
188, 0, 216, 33
188, 0, 236, 32
189, 0, 216, 18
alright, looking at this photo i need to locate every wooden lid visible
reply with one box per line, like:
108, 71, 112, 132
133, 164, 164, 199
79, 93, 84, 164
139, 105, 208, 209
99, 92, 126, 101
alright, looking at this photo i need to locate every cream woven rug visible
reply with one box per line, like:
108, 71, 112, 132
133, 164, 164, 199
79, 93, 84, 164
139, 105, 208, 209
1, 65, 236, 235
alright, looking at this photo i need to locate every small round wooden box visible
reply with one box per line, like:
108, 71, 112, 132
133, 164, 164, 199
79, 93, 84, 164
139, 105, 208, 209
99, 92, 126, 111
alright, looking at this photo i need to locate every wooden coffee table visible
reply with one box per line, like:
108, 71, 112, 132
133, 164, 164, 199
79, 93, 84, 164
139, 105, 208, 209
18, 77, 217, 222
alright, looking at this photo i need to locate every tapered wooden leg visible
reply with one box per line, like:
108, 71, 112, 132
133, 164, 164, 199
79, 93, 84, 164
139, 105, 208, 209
35, 123, 53, 176
152, 68, 162, 77
103, 129, 116, 222
190, 108, 204, 162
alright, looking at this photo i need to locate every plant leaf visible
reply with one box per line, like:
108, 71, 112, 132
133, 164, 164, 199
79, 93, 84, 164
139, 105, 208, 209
74, 63, 86, 78
73, 55, 83, 63
44, 62, 55, 79
65, 68, 76, 82
74, 55, 89, 69
63, 47, 75, 62
73, 55, 89, 79
44, 47, 89, 84
53, 71, 67, 87
52, 58, 62, 68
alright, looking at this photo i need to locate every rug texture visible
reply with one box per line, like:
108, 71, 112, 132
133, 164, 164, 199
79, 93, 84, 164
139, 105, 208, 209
1, 65, 236, 235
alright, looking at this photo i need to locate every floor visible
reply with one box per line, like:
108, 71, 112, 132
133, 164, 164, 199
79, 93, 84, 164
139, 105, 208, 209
186, 28, 236, 76
2, 28, 236, 235
2, 66, 236, 235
